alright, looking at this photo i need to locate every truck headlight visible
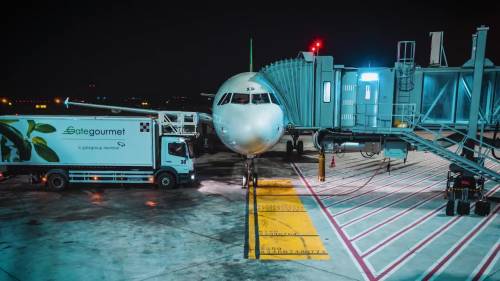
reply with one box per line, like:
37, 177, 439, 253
190, 174, 195, 181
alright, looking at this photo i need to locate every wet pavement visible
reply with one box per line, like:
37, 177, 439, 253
0, 139, 499, 281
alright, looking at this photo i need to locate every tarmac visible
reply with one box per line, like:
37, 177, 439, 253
0, 138, 498, 281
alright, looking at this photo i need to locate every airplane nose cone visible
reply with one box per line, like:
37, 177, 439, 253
217, 105, 284, 155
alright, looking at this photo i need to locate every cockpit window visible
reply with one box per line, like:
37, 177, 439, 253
251, 93, 270, 104
220, 93, 232, 105
217, 93, 228, 105
231, 93, 250, 104
269, 93, 281, 105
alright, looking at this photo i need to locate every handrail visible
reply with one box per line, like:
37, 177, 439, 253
406, 115, 499, 166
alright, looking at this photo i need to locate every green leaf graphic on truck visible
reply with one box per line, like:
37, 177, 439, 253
0, 119, 60, 162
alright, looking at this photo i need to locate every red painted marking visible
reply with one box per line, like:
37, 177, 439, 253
340, 182, 443, 228
365, 184, 500, 259
350, 192, 442, 241
292, 163, 377, 281
293, 160, 500, 281
375, 185, 500, 279
472, 243, 500, 281
320, 162, 448, 207
330, 173, 445, 215
318, 160, 447, 196
376, 214, 460, 280
422, 206, 500, 281
362, 205, 446, 258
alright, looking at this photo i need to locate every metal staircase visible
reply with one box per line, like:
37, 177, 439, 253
398, 123, 500, 183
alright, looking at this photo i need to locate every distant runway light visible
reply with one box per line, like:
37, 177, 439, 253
145, 200, 158, 207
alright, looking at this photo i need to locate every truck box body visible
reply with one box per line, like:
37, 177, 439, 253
0, 116, 156, 167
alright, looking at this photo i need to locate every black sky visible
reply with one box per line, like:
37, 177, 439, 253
3, 1, 500, 100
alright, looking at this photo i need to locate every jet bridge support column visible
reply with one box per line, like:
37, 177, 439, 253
465, 26, 488, 160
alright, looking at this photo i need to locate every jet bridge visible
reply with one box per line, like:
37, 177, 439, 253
260, 26, 500, 188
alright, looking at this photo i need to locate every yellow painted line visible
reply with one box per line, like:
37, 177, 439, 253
247, 183, 256, 259
246, 179, 329, 260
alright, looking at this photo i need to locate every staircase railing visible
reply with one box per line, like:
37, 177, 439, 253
404, 115, 499, 168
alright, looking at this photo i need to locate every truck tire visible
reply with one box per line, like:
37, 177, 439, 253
46, 173, 68, 191
157, 172, 176, 189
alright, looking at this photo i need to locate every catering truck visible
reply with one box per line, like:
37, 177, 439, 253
0, 115, 196, 190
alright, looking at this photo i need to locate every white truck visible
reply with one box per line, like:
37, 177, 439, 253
0, 115, 196, 190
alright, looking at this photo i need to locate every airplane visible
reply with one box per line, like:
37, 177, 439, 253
211, 72, 285, 188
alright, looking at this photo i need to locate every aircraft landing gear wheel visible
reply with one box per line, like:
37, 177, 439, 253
457, 200, 470, 216
475, 200, 490, 216
252, 173, 258, 188
242, 175, 247, 189
286, 140, 293, 155
297, 140, 304, 155
445, 200, 455, 216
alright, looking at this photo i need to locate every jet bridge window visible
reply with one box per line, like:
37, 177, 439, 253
168, 142, 187, 157
220, 93, 232, 105
251, 93, 270, 104
231, 93, 250, 104
323, 81, 331, 102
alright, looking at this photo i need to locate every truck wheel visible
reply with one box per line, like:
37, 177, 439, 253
47, 173, 68, 191
157, 173, 176, 189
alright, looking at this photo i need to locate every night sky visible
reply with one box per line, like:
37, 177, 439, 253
3, 1, 500, 100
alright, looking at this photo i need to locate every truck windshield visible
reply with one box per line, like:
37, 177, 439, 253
168, 142, 187, 158
187, 142, 195, 159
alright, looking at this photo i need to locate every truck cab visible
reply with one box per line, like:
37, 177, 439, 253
157, 136, 195, 189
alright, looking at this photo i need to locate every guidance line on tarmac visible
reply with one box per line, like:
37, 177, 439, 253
246, 179, 329, 260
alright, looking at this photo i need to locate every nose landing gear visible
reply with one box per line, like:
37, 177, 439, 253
242, 157, 258, 189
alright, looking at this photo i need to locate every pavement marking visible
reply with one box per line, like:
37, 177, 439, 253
246, 179, 329, 260
339, 181, 444, 227
470, 242, 500, 281
320, 161, 448, 205
292, 160, 500, 281
374, 185, 500, 280
362, 183, 500, 259
420, 206, 499, 281
349, 192, 442, 241
292, 163, 377, 281
317, 159, 448, 197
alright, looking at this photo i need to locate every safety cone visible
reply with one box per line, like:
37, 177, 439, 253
330, 155, 336, 168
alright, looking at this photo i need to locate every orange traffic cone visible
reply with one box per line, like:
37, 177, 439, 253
330, 155, 336, 168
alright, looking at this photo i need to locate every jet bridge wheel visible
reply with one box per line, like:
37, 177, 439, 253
457, 200, 470, 216
475, 200, 490, 216
445, 200, 455, 216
